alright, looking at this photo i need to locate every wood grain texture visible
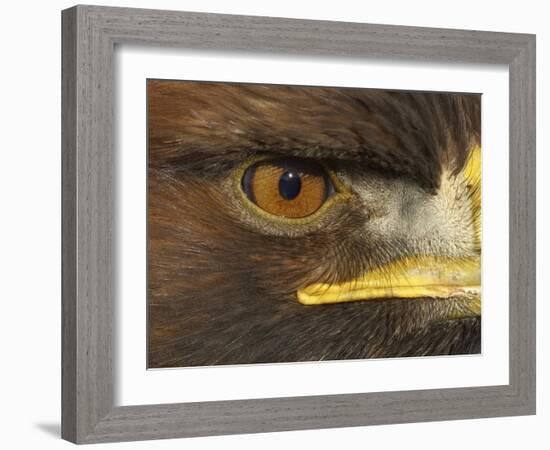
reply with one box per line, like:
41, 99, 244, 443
61, 7, 77, 443
508, 37, 536, 408
61, 4, 536, 444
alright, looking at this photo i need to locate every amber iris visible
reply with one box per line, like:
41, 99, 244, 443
241, 158, 332, 218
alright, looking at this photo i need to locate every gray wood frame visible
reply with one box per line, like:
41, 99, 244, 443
61, 4, 536, 444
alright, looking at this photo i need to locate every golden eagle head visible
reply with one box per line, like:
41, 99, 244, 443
147, 80, 481, 367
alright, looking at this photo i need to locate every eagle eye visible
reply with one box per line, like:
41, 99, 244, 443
241, 158, 334, 219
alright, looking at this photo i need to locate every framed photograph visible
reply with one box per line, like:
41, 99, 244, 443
61, 5, 536, 444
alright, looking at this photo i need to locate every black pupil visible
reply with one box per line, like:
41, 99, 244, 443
278, 171, 301, 200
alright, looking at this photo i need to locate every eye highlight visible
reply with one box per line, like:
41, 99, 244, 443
241, 158, 334, 218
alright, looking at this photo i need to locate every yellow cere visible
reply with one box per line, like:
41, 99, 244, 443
297, 255, 481, 306
463, 145, 482, 247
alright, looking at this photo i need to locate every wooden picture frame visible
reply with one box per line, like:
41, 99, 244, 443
61, 5, 536, 443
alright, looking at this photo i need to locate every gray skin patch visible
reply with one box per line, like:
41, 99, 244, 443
333, 162, 478, 261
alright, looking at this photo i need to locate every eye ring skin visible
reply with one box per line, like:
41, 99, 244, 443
232, 154, 352, 227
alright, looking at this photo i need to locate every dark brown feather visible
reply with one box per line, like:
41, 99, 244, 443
148, 80, 481, 190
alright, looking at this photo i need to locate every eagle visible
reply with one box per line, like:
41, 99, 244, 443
147, 80, 481, 368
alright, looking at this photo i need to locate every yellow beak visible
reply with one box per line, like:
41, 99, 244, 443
297, 255, 480, 307
297, 146, 481, 311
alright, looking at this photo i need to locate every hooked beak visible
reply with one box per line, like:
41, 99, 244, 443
297, 255, 480, 309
